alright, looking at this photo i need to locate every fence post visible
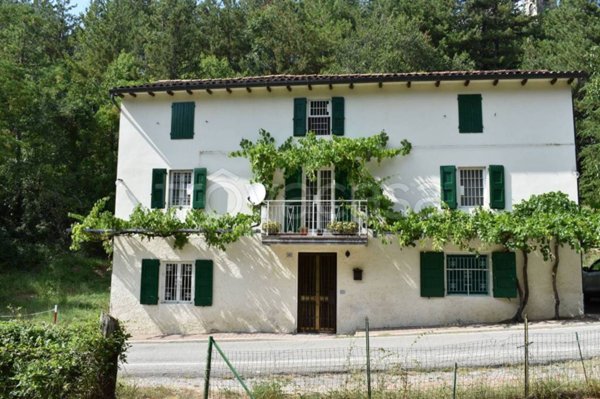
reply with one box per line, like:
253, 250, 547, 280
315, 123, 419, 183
204, 336, 214, 399
524, 315, 529, 399
99, 313, 119, 399
365, 317, 372, 399
453, 362, 458, 399
53, 304, 58, 324
212, 338, 255, 399
575, 332, 589, 385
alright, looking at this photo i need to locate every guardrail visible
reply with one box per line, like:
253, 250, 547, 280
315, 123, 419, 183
261, 200, 368, 237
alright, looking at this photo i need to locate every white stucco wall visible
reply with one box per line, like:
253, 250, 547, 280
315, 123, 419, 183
114, 79, 578, 218
110, 78, 582, 335
111, 236, 583, 336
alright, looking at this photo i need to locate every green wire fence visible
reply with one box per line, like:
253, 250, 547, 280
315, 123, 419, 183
202, 319, 600, 399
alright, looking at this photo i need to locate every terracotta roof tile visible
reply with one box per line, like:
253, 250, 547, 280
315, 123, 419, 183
110, 70, 586, 95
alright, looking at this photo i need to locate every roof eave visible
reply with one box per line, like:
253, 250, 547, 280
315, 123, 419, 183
109, 71, 588, 96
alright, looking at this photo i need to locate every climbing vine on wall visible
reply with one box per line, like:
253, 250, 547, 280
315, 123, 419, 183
231, 130, 412, 225
69, 197, 258, 252
70, 131, 412, 252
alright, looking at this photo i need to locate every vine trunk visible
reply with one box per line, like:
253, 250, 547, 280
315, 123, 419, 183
552, 240, 560, 320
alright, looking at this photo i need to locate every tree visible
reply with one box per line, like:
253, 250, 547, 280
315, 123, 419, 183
521, 0, 600, 208
453, 0, 530, 69
144, 0, 205, 79
330, 1, 454, 73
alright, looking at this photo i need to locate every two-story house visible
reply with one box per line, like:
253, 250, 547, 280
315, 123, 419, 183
109, 70, 584, 336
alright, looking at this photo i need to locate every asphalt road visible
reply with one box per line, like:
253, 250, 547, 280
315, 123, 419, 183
120, 321, 600, 380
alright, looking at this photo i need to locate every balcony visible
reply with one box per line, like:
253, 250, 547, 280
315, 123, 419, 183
261, 200, 368, 245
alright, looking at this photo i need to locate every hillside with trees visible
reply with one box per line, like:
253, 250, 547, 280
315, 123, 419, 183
1, 0, 599, 270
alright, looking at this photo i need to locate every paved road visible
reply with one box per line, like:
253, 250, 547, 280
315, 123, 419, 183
120, 321, 600, 380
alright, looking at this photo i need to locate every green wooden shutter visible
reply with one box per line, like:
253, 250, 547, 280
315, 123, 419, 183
331, 97, 345, 136
440, 166, 457, 209
489, 165, 505, 209
458, 94, 483, 133
293, 98, 307, 137
284, 169, 302, 232
195, 259, 213, 306
151, 168, 167, 209
192, 168, 207, 209
492, 252, 517, 298
335, 169, 352, 220
140, 259, 160, 305
171, 102, 195, 139
420, 252, 445, 297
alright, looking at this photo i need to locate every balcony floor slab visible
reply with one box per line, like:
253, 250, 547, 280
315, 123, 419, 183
261, 234, 368, 245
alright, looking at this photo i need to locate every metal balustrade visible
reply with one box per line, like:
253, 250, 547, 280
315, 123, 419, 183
261, 200, 368, 237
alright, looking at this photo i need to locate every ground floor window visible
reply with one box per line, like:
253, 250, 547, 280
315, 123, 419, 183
446, 254, 488, 295
163, 262, 193, 302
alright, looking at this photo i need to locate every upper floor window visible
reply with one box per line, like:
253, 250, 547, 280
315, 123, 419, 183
169, 170, 192, 207
440, 165, 505, 210
293, 97, 345, 137
308, 100, 331, 135
459, 168, 484, 207
171, 102, 195, 139
458, 94, 483, 133
151, 168, 206, 210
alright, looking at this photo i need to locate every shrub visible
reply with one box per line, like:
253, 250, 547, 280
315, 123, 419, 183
0, 319, 129, 399
328, 221, 359, 235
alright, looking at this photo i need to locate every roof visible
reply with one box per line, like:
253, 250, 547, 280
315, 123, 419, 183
110, 70, 586, 96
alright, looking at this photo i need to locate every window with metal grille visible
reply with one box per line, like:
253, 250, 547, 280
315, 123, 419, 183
446, 255, 488, 295
169, 170, 192, 207
164, 262, 193, 303
459, 168, 484, 207
308, 100, 331, 135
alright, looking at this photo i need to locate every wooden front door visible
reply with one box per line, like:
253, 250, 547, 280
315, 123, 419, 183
298, 253, 337, 333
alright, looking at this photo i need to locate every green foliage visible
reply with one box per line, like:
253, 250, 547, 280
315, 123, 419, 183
2, 0, 600, 271
231, 130, 411, 208
452, 0, 531, 69
0, 320, 129, 399
70, 199, 258, 253
261, 220, 281, 235
328, 221, 359, 235
389, 192, 600, 254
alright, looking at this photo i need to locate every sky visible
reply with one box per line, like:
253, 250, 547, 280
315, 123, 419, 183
71, 0, 91, 16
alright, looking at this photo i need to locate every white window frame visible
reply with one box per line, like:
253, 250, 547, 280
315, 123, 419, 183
307, 99, 332, 136
457, 167, 487, 209
302, 167, 335, 231
445, 253, 490, 296
159, 261, 195, 304
168, 170, 193, 208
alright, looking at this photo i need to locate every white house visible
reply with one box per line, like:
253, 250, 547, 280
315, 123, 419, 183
109, 70, 585, 336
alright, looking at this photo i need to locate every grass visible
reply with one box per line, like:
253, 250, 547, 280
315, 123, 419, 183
117, 383, 202, 399
0, 253, 111, 324
116, 380, 600, 399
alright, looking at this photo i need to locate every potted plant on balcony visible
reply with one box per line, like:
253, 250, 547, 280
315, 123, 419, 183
299, 226, 308, 236
262, 220, 280, 235
328, 221, 359, 235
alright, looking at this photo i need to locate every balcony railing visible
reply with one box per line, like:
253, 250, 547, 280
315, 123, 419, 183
261, 200, 368, 240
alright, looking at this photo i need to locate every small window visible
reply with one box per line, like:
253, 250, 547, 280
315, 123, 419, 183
169, 170, 192, 207
459, 168, 484, 207
308, 100, 331, 135
163, 262, 193, 303
447, 255, 488, 295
